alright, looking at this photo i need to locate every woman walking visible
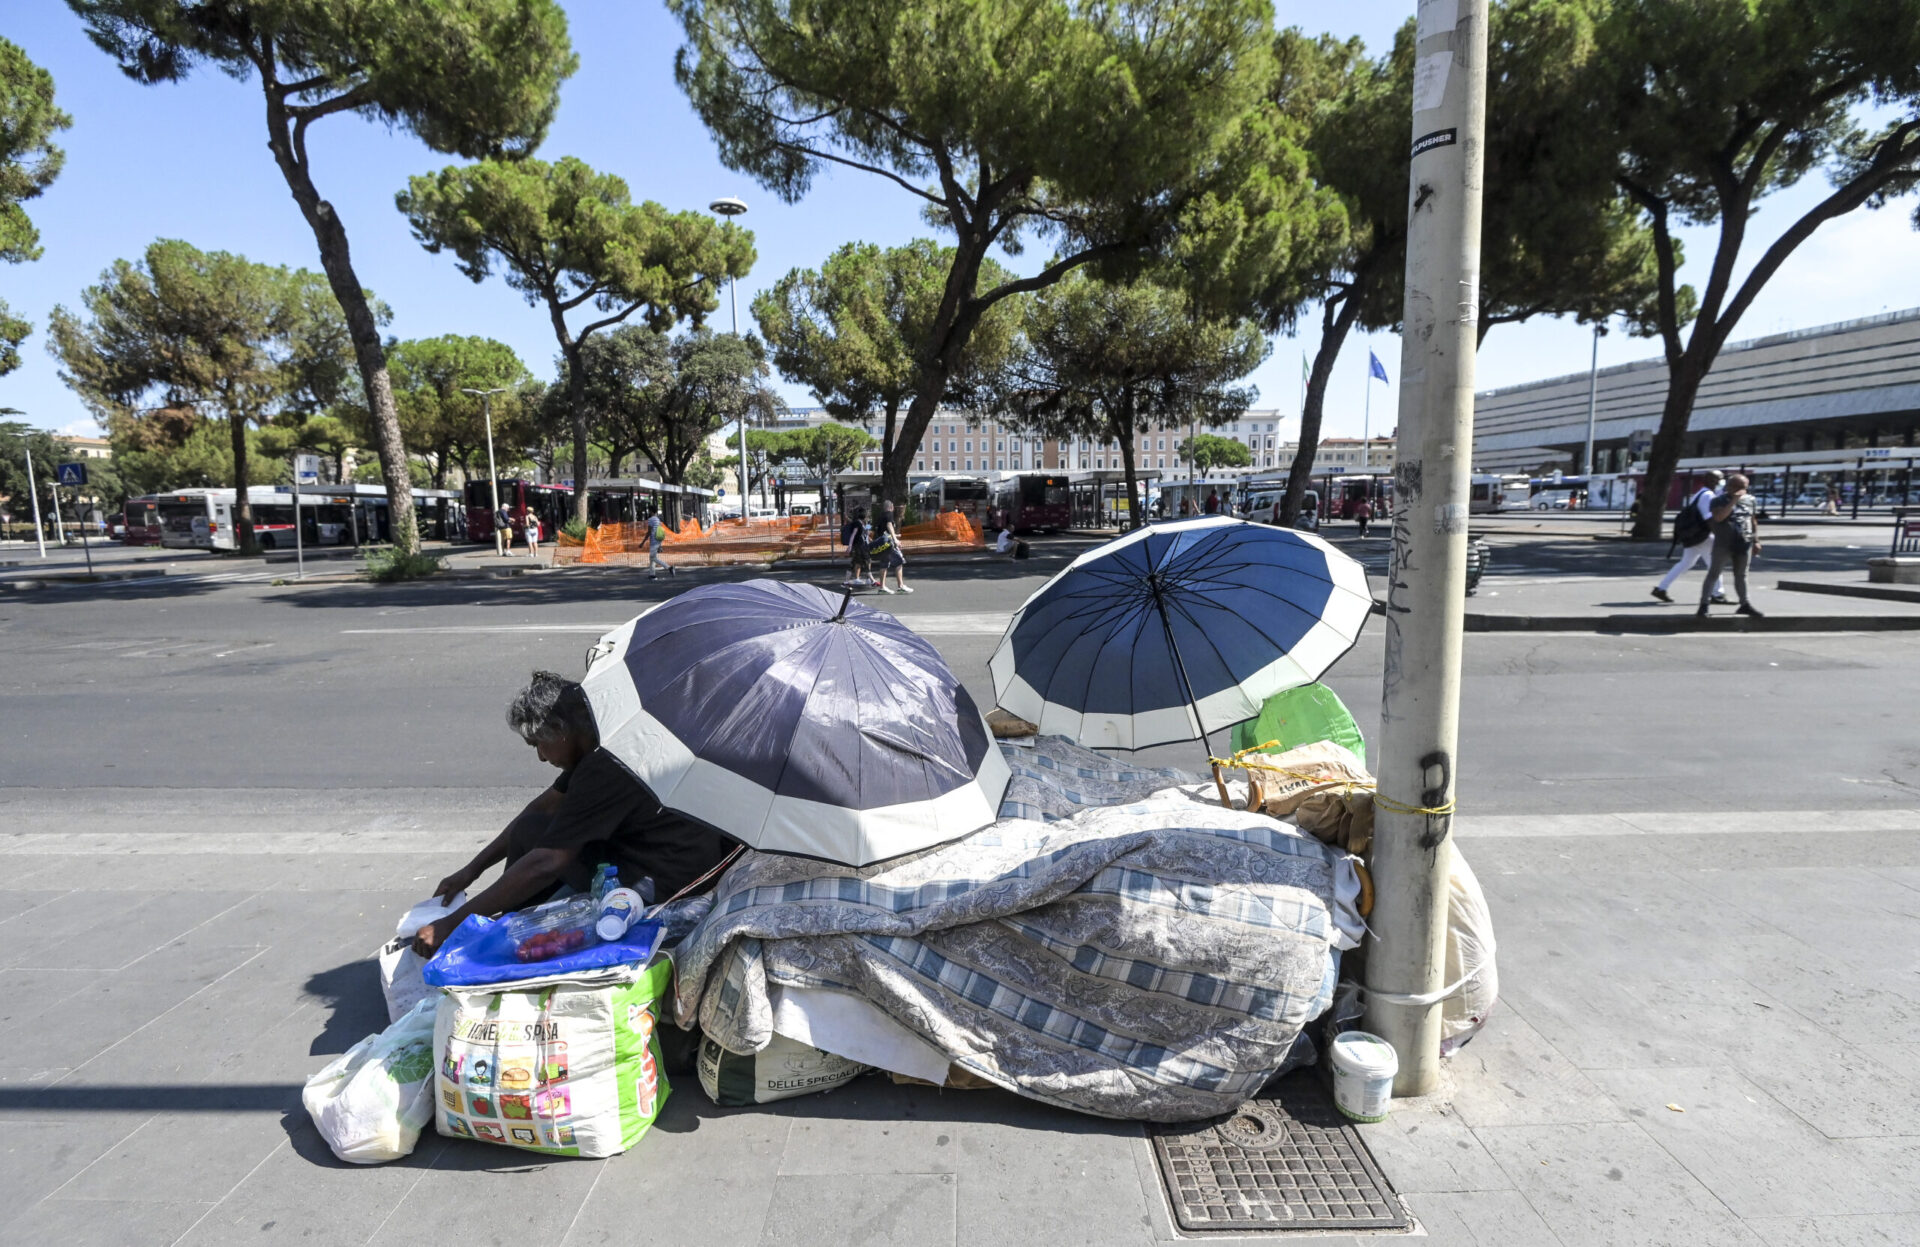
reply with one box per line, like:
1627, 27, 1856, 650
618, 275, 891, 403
875, 500, 912, 594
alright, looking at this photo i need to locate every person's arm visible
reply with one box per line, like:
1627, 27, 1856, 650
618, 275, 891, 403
412, 844, 577, 956
1710, 496, 1734, 523
429, 787, 563, 903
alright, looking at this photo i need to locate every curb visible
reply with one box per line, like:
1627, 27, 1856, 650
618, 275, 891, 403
1368, 599, 1920, 632
1, 569, 164, 591
1776, 579, 1920, 605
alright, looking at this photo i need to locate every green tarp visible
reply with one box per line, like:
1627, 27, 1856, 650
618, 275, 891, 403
1229, 682, 1366, 767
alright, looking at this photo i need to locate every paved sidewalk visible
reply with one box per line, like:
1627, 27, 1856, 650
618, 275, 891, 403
4, 793, 1917, 1246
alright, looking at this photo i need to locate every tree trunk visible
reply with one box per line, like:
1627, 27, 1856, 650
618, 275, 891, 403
562, 340, 591, 525
261, 94, 419, 554
1630, 354, 1709, 541
1115, 389, 1143, 531
228, 411, 257, 554
1287, 293, 1362, 524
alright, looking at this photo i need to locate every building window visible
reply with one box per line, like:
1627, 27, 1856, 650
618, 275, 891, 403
964, 440, 973, 453
917, 459, 925, 471
964, 459, 973, 470
947, 440, 956, 452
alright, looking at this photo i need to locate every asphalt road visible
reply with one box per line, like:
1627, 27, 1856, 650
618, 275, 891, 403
4, 531, 1918, 815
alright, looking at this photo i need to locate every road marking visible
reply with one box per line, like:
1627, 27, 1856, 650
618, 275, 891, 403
341, 613, 1018, 637
6, 809, 1916, 854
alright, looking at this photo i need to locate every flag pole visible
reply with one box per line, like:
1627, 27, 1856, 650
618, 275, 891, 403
1362, 349, 1372, 471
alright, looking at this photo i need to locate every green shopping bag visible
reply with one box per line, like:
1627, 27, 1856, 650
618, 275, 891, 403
1230, 682, 1367, 768
433, 956, 672, 1159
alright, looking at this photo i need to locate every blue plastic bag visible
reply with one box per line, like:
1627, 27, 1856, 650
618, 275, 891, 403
422, 913, 662, 988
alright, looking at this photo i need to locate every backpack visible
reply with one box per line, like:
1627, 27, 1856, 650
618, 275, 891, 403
1672, 490, 1711, 548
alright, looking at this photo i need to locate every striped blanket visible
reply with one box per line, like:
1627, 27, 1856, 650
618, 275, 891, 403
671, 740, 1362, 1121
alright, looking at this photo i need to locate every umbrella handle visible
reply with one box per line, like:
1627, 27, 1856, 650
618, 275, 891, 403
833, 589, 853, 620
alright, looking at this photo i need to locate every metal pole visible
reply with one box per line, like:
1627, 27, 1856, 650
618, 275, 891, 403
74, 486, 93, 575
1583, 324, 1600, 475
1363, 353, 1372, 471
293, 472, 303, 581
1366, 0, 1488, 1097
49, 478, 65, 545
23, 441, 46, 558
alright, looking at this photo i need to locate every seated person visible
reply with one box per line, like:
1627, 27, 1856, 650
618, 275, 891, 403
412, 671, 737, 956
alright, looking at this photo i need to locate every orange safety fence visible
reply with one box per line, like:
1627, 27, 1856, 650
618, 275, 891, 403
553, 510, 984, 567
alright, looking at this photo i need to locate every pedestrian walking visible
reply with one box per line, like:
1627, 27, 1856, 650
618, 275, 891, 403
1353, 498, 1373, 538
842, 505, 873, 586
493, 506, 510, 556
646, 511, 675, 581
1204, 489, 1220, 515
1698, 473, 1764, 617
874, 500, 912, 594
1653, 470, 1726, 603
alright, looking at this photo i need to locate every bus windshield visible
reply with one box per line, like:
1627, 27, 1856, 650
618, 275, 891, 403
1021, 476, 1068, 507
945, 479, 990, 502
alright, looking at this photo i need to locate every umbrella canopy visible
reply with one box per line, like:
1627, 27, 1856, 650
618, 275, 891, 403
989, 516, 1373, 751
582, 579, 1009, 865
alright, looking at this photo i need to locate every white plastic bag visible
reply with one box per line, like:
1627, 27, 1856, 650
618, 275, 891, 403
1441, 850, 1498, 1052
303, 997, 438, 1164
379, 893, 465, 1023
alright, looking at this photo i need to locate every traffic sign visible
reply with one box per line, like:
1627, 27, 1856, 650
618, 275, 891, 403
56, 462, 87, 487
294, 453, 321, 484
1627, 429, 1654, 456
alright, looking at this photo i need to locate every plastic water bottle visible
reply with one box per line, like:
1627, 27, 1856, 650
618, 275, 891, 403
596, 887, 642, 941
592, 862, 617, 905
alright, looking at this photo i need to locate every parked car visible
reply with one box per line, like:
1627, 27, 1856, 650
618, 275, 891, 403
786, 504, 814, 516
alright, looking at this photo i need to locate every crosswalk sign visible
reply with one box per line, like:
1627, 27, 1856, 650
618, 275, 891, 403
57, 462, 87, 487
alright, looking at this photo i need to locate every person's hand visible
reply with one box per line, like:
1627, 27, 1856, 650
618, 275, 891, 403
412, 919, 452, 960
432, 868, 475, 905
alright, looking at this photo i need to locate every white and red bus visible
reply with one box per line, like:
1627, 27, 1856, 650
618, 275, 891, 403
464, 478, 573, 544
158, 485, 456, 551
988, 472, 1072, 532
120, 495, 163, 545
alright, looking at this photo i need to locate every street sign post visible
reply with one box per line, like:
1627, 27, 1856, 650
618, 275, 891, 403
292, 454, 321, 580
56, 463, 93, 574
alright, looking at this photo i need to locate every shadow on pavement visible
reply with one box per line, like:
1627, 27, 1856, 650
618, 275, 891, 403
304, 958, 389, 1056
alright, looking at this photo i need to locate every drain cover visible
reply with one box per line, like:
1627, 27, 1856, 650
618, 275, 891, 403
1150, 1073, 1408, 1233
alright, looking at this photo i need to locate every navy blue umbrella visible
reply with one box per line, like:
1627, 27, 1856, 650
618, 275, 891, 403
581, 579, 1009, 864
989, 516, 1373, 751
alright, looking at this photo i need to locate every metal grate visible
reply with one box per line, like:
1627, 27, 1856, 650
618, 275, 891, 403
1150, 1073, 1408, 1233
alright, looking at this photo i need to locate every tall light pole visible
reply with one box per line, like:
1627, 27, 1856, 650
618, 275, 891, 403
710, 196, 749, 517
1582, 323, 1602, 476
1, 411, 48, 559
1366, 0, 1489, 1096
462, 386, 508, 556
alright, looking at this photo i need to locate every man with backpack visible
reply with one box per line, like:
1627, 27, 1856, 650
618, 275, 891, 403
1699, 473, 1764, 617
645, 511, 674, 581
1652, 470, 1726, 604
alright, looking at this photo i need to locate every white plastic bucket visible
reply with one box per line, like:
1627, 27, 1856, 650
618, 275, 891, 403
1329, 1031, 1398, 1122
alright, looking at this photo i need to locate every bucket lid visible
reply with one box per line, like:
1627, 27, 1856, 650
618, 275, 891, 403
1331, 1030, 1400, 1077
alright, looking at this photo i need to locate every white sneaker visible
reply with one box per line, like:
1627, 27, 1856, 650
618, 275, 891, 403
898, 585, 914, 593
879, 585, 896, 594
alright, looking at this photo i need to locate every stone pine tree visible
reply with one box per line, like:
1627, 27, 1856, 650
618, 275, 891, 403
752, 240, 1019, 470
68, 0, 577, 551
1272, 2, 1673, 522
48, 240, 364, 552
0, 37, 72, 375
398, 156, 756, 524
624, 330, 783, 517
670, 0, 1344, 509
387, 337, 531, 489
1003, 272, 1267, 528
1181, 432, 1254, 478
1588, 0, 1920, 539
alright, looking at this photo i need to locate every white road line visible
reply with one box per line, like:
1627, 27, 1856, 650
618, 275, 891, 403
5, 809, 1915, 853
341, 613, 1018, 636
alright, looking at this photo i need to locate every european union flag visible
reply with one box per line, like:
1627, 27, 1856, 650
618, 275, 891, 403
1368, 350, 1389, 383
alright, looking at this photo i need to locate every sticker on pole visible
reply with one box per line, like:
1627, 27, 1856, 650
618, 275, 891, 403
57, 462, 87, 487
1411, 128, 1458, 159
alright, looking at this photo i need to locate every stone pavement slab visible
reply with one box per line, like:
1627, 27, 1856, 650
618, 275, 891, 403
4, 806, 1919, 1246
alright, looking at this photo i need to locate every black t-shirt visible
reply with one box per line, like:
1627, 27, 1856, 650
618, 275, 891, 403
510, 747, 736, 898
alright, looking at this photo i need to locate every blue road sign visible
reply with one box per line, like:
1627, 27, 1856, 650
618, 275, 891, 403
57, 462, 87, 487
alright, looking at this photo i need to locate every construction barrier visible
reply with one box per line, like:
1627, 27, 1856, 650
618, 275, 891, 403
554, 511, 984, 568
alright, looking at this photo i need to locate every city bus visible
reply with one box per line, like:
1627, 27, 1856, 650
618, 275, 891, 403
1468, 473, 1532, 514
463, 478, 573, 543
159, 485, 454, 550
120, 495, 163, 545
909, 474, 993, 525
988, 472, 1071, 532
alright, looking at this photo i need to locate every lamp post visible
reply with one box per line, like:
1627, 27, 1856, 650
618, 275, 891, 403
462, 386, 508, 555
1, 411, 49, 559
1583, 323, 1602, 476
710, 196, 748, 516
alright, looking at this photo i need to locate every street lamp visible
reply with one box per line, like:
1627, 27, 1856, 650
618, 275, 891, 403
710, 196, 748, 516
462, 386, 508, 555
1, 409, 48, 559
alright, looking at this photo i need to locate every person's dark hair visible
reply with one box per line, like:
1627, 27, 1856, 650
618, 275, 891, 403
507, 671, 598, 748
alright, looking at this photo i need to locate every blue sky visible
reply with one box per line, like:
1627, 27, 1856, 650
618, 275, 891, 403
3, 0, 1915, 444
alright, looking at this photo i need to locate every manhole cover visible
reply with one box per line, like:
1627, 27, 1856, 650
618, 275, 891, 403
1150, 1072, 1408, 1233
